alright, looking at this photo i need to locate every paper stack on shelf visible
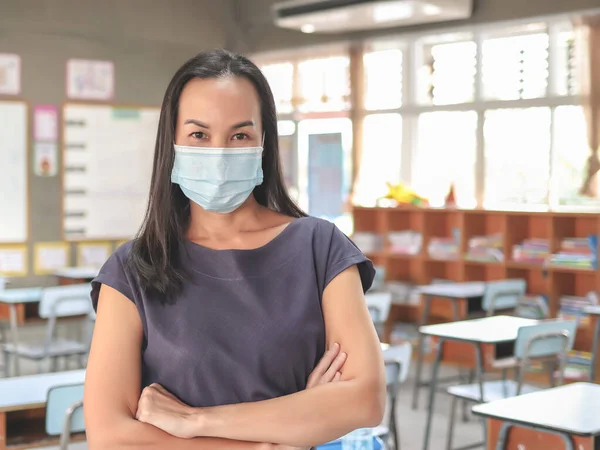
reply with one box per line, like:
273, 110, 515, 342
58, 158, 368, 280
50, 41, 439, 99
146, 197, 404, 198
388, 230, 422, 255
558, 292, 598, 327
465, 233, 504, 262
352, 232, 383, 254
563, 350, 592, 381
549, 235, 598, 269
512, 238, 549, 264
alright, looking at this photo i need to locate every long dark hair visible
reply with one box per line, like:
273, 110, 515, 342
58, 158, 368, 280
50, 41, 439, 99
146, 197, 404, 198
129, 49, 306, 303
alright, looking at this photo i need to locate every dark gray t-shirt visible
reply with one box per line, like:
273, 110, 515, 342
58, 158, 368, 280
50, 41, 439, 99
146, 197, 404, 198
91, 216, 375, 408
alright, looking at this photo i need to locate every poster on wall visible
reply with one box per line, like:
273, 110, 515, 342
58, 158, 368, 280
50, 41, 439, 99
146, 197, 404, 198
34, 105, 59, 141
34, 242, 70, 275
76, 242, 112, 268
66, 59, 114, 100
0, 53, 21, 95
307, 132, 344, 218
34, 142, 58, 177
0, 246, 27, 277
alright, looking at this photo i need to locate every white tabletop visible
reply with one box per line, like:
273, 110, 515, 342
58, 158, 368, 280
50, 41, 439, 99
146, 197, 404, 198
417, 282, 486, 299
53, 267, 99, 279
0, 287, 43, 304
0, 369, 85, 412
472, 382, 600, 436
584, 305, 600, 316
419, 315, 538, 343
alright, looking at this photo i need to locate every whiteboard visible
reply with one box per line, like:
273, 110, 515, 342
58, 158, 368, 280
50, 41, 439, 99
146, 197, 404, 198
0, 101, 27, 243
63, 104, 160, 240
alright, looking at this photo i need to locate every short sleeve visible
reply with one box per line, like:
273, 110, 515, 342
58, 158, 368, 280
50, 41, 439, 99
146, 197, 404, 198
321, 221, 376, 294
90, 241, 136, 312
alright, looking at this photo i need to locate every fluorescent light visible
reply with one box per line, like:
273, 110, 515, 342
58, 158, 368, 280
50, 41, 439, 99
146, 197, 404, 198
301, 24, 316, 33
372, 1, 413, 23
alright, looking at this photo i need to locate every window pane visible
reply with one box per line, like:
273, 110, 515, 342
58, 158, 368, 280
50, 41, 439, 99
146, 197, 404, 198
364, 49, 402, 110
413, 111, 477, 207
353, 114, 402, 206
482, 33, 549, 100
552, 106, 600, 208
484, 108, 551, 208
418, 41, 476, 105
555, 29, 580, 96
298, 56, 350, 112
261, 63, 294, 114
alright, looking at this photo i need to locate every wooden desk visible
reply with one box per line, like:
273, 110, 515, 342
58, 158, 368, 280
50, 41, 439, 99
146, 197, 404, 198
419, 315, 537, 450
0, 289, 44, 376
412, 282, 486, 410
0, 370, 85, 449
53, 267, 98, 285
472, 382, 600, 450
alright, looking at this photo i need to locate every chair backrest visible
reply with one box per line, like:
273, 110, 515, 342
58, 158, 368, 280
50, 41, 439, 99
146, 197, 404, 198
46, 383, 85, 436
39, 284, 92, 319
365, 292, 393, 324
482, 279, 527, 315
382, 341, 412, 384
514, 319, 578, 360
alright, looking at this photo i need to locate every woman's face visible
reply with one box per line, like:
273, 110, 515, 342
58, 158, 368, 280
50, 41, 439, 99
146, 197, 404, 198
175, 76, 263, 148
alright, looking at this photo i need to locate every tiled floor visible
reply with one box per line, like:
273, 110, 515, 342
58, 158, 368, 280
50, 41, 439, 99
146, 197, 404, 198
12, 324, 483, 450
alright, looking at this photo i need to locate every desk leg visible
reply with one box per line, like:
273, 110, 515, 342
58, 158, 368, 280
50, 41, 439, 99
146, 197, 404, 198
422, 336, 443, 450
412, 295, 431, 410
589, 317, 600, 382
496, 421, 575, 450
8, 304, 20, 376
474, 343, 487, 447
0, 412, 6, 450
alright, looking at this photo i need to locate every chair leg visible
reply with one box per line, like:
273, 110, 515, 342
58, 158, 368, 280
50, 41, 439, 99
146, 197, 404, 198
462, 369, 474, 422
446, 395, 458, 450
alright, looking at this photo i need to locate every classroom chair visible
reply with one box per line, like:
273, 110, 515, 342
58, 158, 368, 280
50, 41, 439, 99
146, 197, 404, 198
46, 383, 85, 450
445, 319, 577, 450
376, 342, 412, 450
482, 279, 527, 317
3, 284, 93, 376
365, 291, 393, 339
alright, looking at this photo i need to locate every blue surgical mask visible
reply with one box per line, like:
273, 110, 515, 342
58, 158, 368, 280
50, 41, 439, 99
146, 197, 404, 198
171, 144, 263, 214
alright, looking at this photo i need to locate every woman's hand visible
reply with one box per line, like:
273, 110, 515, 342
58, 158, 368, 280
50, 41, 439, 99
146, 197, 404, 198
136, 383, 199, 439
136, 343, 347, 444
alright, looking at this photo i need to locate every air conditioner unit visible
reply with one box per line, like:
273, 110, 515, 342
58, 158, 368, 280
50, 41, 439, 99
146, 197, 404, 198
272, 0, 473, 34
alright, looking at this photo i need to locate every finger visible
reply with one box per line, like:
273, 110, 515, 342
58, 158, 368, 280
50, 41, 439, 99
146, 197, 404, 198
321, 352, 347, 384
333, 371, 342, 382
307, 343, 340, 387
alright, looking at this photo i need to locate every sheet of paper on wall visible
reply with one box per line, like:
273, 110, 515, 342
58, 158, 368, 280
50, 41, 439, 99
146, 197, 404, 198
34, 243, 70, 275
34, 142, 58, 177
0, 53, 21, 95
34, 105, 59, 141
66, 59, 114, 100
0, 247, 27, 276
78, 243, 111, 269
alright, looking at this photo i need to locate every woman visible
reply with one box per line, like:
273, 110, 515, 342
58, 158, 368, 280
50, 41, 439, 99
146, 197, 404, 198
84, 49, 385, 450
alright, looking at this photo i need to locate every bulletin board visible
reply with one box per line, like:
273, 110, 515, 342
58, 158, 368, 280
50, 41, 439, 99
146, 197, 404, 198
62, 103, 160, 241
0, 101, 28, 243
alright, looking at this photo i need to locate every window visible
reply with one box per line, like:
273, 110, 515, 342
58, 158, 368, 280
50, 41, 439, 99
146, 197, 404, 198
555, 28, 580, 96
412, 111, 477, 207
297, 56, 351, 112
418, 40, 477, 105
552, 106, 599, 206
482, 31, 550, 100
261, 63, 294, 114
484, 108, 551, 208
354, 114, 402, 206
364, 49, 403, 110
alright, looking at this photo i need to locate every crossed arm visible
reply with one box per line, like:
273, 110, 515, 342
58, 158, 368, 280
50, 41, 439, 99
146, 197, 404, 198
84, 265, 385, 449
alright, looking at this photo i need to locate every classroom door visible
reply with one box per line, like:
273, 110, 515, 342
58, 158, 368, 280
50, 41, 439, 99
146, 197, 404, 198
297, 118, 353, 233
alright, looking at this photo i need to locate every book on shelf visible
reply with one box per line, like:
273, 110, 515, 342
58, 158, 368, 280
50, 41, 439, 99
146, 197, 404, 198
387, 230, 422, 255
563, 350, 592, 381
352, 232, 383, 254
549, 235, 598, 270
558, 292, 599, 327
427, 227, 460, 260
465, 233, 504, 262
512, 238, 549, 264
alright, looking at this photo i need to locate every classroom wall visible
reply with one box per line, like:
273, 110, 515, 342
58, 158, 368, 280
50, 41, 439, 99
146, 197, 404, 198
233, 0, 600, 53
0, 0, 232, 286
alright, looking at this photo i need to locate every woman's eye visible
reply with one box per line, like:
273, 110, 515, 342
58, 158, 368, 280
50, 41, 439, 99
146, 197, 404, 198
191, 132, 206, 140
232, 133, 249, 140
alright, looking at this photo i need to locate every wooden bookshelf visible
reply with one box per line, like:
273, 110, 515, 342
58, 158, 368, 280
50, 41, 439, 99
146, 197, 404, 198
353, 206, 600, 355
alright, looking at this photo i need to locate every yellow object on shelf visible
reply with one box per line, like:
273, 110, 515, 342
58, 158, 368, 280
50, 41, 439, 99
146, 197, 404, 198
380, 182, 428, 206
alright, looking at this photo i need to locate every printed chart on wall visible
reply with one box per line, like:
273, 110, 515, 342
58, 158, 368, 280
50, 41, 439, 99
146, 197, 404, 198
0, 101, 28, 243
62, 104, 160, 241
307, 133, 345, 218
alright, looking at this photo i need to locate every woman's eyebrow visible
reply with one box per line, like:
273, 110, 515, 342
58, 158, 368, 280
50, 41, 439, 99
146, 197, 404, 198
184, 119, 210, 128
183, 120, 255, 130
